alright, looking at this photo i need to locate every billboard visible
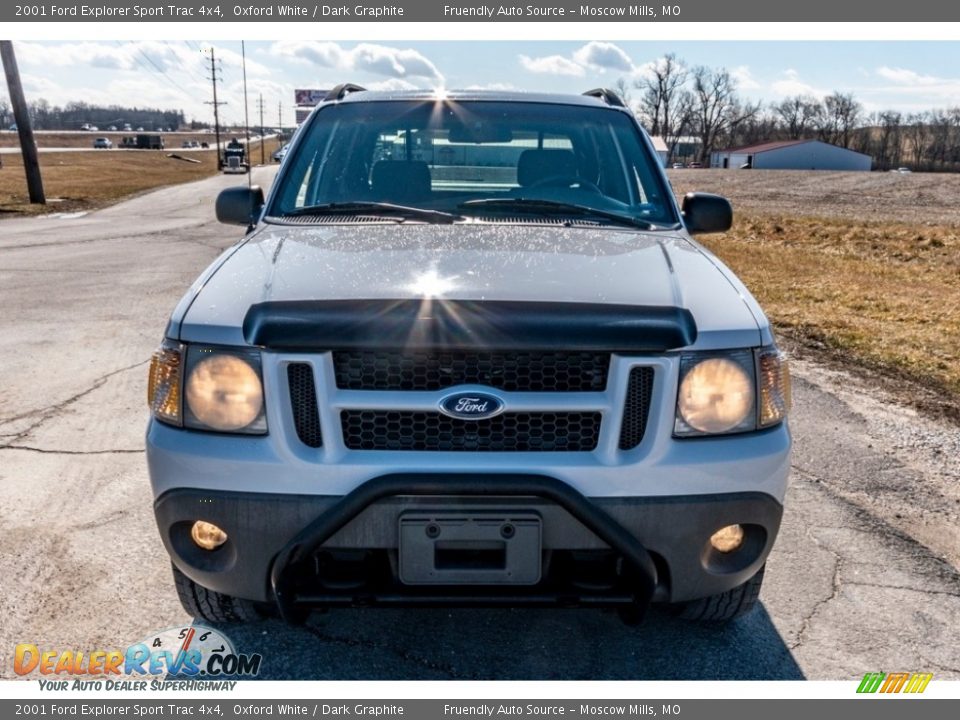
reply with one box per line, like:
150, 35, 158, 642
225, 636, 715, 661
295, 88, 327, 106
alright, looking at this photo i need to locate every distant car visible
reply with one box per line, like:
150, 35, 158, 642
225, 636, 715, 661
688, 162, 703, 169
108, 125, 118, 131
272, 143, 290, 163
200, 142, 210, 149
182, 141, 193, 149
895, 167, 912, 174
8, 123, 16, 131
93, 137, 113, 149
123, 124, 132, 131
671, 163, 684, 169
136, 127, 144, 132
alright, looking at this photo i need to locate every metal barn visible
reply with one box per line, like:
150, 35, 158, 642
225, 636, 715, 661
711, 139, 872, 171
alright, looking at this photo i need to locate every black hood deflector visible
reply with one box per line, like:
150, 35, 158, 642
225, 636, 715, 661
243, 299, 696, 352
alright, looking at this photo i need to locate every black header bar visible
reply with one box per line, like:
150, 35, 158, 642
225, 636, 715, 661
4, 1, 955, 23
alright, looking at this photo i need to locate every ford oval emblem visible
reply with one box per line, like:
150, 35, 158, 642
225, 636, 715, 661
438, 392, 505, 421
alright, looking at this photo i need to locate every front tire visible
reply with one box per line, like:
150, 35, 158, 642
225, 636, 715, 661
674, 565, 765, 623
172, 565, 263, 623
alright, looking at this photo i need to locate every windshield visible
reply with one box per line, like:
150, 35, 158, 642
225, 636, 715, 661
269, 100, 677, 226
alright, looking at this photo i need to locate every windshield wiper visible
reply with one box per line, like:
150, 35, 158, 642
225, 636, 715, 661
458, 198, 665, 230
284, 202, 463, 224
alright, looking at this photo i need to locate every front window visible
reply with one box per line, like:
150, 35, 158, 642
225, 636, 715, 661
269, 99, 677, 228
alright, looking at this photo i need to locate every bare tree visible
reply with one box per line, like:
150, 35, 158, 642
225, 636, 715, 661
613, 77, 633, 110
690, 65, 758, 165
906, 112, 932, 169
812, 92, 861, 148
635, 53, 693, 161
773, 95, 820, 139
876, 111, 903, 170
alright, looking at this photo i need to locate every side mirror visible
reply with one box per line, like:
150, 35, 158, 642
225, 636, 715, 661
681, 192, 733, 234
216, 186, 264, 226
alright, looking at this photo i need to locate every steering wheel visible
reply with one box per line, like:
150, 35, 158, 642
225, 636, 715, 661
527, 174, 602, 193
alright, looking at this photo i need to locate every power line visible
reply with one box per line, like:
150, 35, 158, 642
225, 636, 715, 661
114, 41, 197, 114
134, 46, 194, 100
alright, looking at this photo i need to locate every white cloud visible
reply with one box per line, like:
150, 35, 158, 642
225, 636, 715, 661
465, 82, 517, 91
771, 69, 825, 98
572, 42, 634, 73
269, 41, 443, 83
518, 54, 585, 77
520, 42, 638, 78
364, 78, 420, 92
731, 65, 760, 91
871, 66, 960, 107
877, 66, 940, 86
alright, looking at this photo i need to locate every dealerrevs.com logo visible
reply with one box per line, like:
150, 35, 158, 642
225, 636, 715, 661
14, 625, 262, 689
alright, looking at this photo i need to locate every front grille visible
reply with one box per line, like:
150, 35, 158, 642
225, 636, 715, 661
287, 363, 322, 447
341, 411, 601, 452
333, 350, 609, 392
618, 367, 654, 450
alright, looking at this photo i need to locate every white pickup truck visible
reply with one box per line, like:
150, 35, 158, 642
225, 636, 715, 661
146, 86, 791, 625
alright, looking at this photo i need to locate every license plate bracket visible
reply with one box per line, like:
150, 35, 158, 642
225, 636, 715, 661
399, 512, 541, 585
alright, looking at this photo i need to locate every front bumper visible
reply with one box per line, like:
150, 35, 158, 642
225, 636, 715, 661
155, 476, 783, 617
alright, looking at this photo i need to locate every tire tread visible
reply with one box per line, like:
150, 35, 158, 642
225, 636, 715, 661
172, 565, 261, 623
676, 565, 765, 623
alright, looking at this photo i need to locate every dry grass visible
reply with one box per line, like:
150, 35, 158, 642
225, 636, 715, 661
0, 137, 282, 215
0, 150, 219, 215
0, 130, 268, 149
699, 214, 960, 395
669, 169, 960, 411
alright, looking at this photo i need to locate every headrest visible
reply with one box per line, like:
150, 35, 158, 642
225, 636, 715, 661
517, 149, 578, 187
371, 161, 431, 202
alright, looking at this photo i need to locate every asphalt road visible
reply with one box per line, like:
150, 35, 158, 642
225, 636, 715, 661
0, 169, 958, 680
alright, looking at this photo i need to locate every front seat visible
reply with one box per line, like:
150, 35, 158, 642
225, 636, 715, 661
370, 160, 432, 204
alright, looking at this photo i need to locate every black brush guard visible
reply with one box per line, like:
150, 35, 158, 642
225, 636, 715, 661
269, 474, 659, 623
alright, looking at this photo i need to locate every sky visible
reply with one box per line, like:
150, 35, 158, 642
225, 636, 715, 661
4, 40, 959, 126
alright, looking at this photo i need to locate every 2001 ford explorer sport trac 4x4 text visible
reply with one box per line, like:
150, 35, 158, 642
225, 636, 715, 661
146, 86, 792, 626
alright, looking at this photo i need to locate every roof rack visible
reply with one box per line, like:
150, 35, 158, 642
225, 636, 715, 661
324, 83, 367, 102
582, 88, 626, 108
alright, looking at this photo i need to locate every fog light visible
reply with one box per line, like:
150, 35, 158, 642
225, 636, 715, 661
710, 524, 744, 553
190, 521, 228, 551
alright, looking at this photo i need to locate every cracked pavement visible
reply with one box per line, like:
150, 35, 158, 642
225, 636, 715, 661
1, 168, 958, 680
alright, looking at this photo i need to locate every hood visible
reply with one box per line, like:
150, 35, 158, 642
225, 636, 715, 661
175, 222, 762, 349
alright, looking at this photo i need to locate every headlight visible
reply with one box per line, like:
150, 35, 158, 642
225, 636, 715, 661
184, 347, 266, 433
147, 341, 267, 434
674, 346, 790, 437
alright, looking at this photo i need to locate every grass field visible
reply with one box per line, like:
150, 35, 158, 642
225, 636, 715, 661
671, 170, 960, 417
0, 130, 275, 150
0, 137, 281, 215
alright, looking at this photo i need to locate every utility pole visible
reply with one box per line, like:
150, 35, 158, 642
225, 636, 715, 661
205, 48, 226, 169
277, 101, 282, 137
258, 94, 265, 166
240, 40, 251, 178
0, 41, 45, 204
